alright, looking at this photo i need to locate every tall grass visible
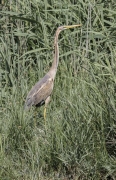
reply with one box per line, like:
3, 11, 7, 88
0, 0, 116, 179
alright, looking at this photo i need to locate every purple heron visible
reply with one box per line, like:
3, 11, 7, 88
24, 24, 81, 119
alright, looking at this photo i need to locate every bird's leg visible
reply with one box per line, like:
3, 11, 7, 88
44, 107, 46, 121
34, 113, 36, 127
44, 96, 51, 126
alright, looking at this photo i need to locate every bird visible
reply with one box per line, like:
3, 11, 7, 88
24, 24, 81, 119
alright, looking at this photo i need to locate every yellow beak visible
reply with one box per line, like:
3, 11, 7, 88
64, 24, 82, 29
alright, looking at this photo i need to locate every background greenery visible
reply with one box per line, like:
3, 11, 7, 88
0, 0, 116, 179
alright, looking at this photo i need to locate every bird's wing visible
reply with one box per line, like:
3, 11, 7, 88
25, 74, 54, 109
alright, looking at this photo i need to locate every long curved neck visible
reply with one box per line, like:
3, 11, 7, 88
52, 30, 60, 69
49, 29, 61, 80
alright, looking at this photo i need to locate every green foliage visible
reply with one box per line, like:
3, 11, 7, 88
0, 0, 116, 179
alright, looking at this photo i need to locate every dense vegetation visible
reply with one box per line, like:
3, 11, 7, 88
0, 0, 116, 179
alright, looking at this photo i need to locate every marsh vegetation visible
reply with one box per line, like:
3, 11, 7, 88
0, 0, 116, 179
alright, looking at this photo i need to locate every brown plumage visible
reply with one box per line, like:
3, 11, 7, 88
25, 74, 53, 109
24, 24, 81, 118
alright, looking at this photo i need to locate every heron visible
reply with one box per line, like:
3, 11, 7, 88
24, 24, 81, 119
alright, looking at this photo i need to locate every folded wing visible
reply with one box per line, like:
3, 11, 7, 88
24, 74, 54, 110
